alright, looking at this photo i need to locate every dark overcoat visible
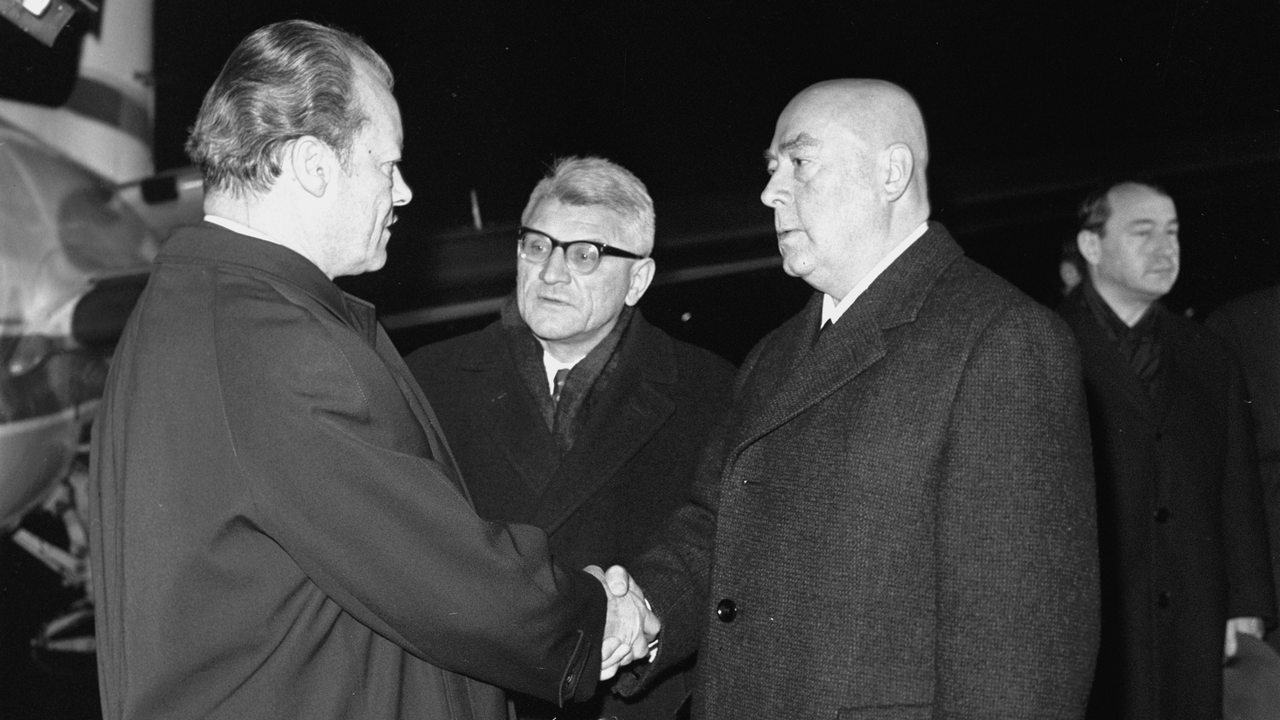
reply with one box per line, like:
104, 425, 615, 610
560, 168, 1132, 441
1060, 289, 1276, 720
406, 310, 735, 719
1207, 284, 1280, 651
626, 223, 1102, 719
90, 224, 606, 720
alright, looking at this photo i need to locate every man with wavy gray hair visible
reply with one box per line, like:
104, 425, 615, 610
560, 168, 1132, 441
407, 156, 734, 720
90, 22, 655, 720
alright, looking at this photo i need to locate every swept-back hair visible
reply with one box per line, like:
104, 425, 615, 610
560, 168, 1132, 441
1077, 179, 1171, 235
521, 156, 656, 255
186, 19, 393, 196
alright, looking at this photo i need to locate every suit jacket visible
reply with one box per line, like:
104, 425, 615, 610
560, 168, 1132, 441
626, 223, 1101, 719
89, 224, 606, 720
406, 308, 735, 720
1060, 288, 1275, 720
1208, 284, 1280, 651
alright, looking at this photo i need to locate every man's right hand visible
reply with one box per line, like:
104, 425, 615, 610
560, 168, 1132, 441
584, 565, 661, 679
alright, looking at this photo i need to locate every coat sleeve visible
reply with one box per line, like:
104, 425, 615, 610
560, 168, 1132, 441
216, 288, 606, 705
615, 341, 761, 693
1220, 346, 1277, 624
935, 305, 1101, 718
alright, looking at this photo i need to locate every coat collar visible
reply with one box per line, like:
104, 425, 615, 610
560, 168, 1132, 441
1060, 287, 1172, 425
454, 302, 678, 387
530, 315, 679, 533
731, 222, 963, 450
160, 222, 379, 346
460, 310, 680, 533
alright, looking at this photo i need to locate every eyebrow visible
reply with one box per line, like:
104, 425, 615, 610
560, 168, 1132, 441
764, 132, 822, 162
1123, 219, 1179, 234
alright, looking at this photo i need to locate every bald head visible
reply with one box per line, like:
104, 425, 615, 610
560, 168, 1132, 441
761, 78, 931, 299
787, 79, 929, 186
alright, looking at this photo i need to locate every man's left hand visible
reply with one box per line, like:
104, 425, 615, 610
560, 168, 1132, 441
1224, 616, 1265, 658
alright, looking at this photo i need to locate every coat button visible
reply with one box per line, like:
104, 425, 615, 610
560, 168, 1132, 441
716, 598, 737, 622
1153, 507, 1170, 523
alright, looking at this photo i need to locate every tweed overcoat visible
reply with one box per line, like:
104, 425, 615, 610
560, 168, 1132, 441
1207, 284, 1280, 652
625, 223, 1101, 719
405, 309, 734, 719
1060, 289, 1275, 720
90, 224, 607, 720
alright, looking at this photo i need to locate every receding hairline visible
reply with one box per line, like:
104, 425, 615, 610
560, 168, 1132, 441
783, 79, 929, 164
1108, 181, 1174, 205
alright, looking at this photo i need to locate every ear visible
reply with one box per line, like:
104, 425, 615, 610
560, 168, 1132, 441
882, 143, 914, 202
1077, 229, 1102, 266
287, 136, 335, 198
624, 258, 656, 306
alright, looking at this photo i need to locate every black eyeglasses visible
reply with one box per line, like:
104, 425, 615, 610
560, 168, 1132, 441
517, 226, 646, 274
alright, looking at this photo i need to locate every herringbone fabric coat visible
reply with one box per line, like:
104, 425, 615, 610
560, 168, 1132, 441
627, 223, 1101, 719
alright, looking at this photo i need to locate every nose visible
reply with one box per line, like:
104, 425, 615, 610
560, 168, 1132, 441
760, 168, 788, 208
392, 165, 413, 207
539, 247, 571, 284
1153, 230, 1179, 257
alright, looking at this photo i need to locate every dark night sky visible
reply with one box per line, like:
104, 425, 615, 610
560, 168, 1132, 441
145, 1, 1280, 317
7, 1, 1279, 316
155, 1, 1280, 209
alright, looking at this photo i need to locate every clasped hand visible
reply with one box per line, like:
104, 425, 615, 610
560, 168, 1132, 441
584, 565, 661, 680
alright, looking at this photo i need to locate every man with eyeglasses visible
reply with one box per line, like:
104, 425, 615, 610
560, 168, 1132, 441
405, 155, 735, 720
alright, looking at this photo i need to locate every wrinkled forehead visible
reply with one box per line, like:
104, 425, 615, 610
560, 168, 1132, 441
528, 199, 624, 240
770, 90, 871, 154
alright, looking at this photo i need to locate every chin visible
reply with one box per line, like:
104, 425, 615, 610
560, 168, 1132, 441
780, 256, 810, 279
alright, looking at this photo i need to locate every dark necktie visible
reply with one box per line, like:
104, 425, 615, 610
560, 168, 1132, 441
552, 368, 570, 405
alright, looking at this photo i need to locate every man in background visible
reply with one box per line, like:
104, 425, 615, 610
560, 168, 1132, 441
1059, 179, 1274, 719
615, 78, 1101, 719
90, 21, 654, 720
1208, 283, 1280, 655
407, 156, 734, 719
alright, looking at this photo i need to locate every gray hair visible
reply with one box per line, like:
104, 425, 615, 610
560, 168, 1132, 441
521, 156, 655, 255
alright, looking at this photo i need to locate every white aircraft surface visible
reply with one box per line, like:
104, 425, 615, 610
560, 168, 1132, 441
0, 0, 199, 657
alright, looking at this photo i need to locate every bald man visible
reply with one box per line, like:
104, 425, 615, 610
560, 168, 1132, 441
614, 79, 1100, 718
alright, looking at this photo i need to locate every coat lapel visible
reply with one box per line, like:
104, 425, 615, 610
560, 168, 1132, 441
1063, 293, 1162, 427
465, 333, 561, 496
730, 223, 960, 454
375, 325, 474, 499
531, 318, 677, 534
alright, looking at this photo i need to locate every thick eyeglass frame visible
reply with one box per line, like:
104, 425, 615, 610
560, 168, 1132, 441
517, 226, 646, 275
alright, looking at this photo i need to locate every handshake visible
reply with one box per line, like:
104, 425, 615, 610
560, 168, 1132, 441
585, 565, 662, 680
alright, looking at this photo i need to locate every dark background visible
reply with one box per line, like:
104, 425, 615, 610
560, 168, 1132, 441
146, 0, 1280, 356
2, 2, 1279, 718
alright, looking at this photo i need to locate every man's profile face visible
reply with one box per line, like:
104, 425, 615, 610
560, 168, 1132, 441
1086, 184, 1180, 307
326, 63, 413, 277
760, 90, 880, 298
516, 199, 650, 359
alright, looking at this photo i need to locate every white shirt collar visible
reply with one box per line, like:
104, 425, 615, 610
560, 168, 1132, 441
204, 214, 276, 244
822, 221, 929, 326
542, 350, 578, 396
